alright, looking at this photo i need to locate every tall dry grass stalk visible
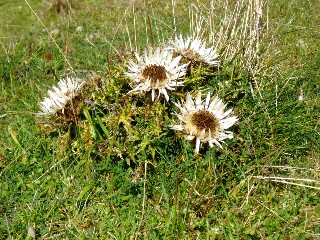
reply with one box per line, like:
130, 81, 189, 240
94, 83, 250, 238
188, 0, 276, 94
106, 0, 276, 95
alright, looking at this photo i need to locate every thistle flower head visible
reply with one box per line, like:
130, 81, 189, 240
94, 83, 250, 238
171, 91, 237, 153
125, 47, 188, 101
167, 35, 219, 67
38, 76, 85, 117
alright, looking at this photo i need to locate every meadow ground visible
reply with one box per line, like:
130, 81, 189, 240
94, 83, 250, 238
0, 0, 319, 239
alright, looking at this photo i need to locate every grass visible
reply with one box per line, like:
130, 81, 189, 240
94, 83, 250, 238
0, 0, 320, 239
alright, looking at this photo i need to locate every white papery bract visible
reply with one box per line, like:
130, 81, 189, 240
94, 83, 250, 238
38, 76, 85, 116
171, 91, 237, 153
168, 35, 219, 66
125, 47, 188, 101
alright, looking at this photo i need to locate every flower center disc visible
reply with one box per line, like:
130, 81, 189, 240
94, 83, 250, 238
191, 110, 219, 133
183, 49, 201, 61
142, 65, 168, 87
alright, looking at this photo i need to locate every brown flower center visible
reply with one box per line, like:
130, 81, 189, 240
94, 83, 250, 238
142, 65, 168, 87
182, 49, 201, 61
191, 110, 219, 133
